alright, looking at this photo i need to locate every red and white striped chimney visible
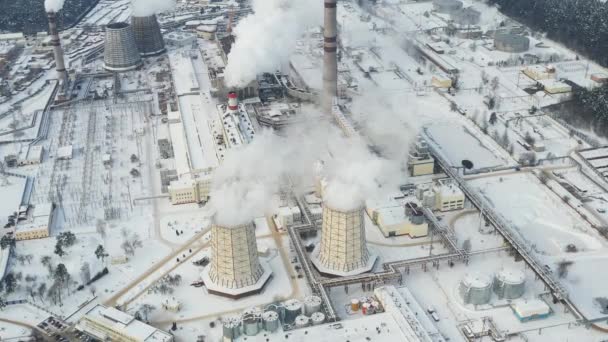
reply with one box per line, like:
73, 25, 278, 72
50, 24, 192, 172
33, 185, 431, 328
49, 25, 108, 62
228, 92, 238, 113
47, 11, 68, 87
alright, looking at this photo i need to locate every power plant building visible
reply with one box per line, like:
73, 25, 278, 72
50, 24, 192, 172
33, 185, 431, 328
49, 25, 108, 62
103, 22, 143, 72
311, 204, 377, 276
367, 202, 429, 238
493, 33, 530, 53
131, 15, 166, 57
201, 222, 272, 298
433, 0, 464, 13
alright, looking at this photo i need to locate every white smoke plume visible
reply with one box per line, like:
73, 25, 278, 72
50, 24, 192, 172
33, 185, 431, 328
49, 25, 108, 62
131, 0, 176, 17
45, 0, 65, 12
223, 0, 322, 88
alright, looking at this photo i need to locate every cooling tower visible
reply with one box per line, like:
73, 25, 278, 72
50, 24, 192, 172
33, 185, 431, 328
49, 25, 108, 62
46, 12, 68, 86
201, 222, 272, 298
103, 22, 143, 72
311, 204, 377, 276
131, 15, 166, 57
322, 0, 338, 112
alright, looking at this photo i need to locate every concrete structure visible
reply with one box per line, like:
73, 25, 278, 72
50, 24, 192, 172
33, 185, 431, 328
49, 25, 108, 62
14, 203, 54, 241
494, 268, 526, 300
196, 25, 217, 40
201, 222, 272, 299
433, 0, 463, 13
459, 272, 493, 305
103, 22, 143, 72
510, 300, 551, 322
161, 298, 182, 313
311, 204, 377, 276
168, 176, 211, 205
131, 15, 166, 57
367, 202, 429, 238
322, 0, 338, 112
408, 137, 435, 176
76, 304, 173, 341
57, 145, 73, 160
494, 33, 530, 53
46, 11, 68, 87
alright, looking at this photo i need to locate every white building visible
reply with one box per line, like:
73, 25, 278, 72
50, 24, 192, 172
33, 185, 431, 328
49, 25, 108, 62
434, 179, 465, 211
76, 304, 173, 342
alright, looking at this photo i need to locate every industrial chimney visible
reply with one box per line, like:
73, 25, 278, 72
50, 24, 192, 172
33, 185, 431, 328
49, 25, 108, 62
46, 11, 68, 87
322, 0, 338, 112
311, 203, 377, 276
227, 92, 239, 114
201, 221, 273, 299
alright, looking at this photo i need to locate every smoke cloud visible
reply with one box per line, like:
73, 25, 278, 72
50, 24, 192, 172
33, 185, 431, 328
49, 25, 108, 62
45, 0, 65, 12
223, 0, 322, 88
208, 107, 408, 226
131, 0, 176, 17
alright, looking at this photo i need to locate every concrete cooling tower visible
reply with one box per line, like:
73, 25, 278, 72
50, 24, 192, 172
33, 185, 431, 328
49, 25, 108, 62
201, 222, 272, 298
131, 15, 166, 57
103, 22, 143, 72
311, 204, 377, 276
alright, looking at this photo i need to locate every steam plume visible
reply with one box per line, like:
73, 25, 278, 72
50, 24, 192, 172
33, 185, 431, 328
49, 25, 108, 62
45, 0, 65, 12
131, 0, 176, 17
224, 0, 322, 88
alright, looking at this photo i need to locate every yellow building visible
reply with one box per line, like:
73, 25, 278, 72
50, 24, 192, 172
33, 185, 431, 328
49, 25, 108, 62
367, 202, 429, 238
168, 176, 211, 205
14, 203, 54, 241
523, 65, 556, 81
408, 138, 435, 176
431, 75, 453, 89
434, 179, 465, 212
77, 304, 173, 342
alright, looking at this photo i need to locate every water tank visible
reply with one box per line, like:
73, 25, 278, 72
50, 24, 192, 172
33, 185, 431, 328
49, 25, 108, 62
351, 298, 360, 312
262, 311, 280, 332
459, 272, 492, 305
494, 268, 526, 299
494, 33, 530, 53
283, 299, 303, 324
303, 295, 322, 315
311, 312, 325, 325
242, 314, 260, 336
294, 315, 310, 328
222, 315, 241, 340
103, 22, 143, 72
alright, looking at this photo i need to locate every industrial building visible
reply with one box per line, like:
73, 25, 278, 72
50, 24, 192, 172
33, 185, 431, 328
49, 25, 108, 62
311, 204, 377, 276
167, 176, 211, 205
408, 137, 435, 176
201, 221, 272, 299
493, 33, 530, 53
510, 300, 551, 322
367, 202, 429, 238
103, 22, 143, 72
433, 0, 464, 14
76, 304, 173, 341
13, 203, 54, 241
131, 15, 166, 57
523, 65, 557, 81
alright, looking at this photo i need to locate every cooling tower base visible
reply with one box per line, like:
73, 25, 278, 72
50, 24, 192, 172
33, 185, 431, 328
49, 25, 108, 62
201, 260, 273, 299
310, 246, 378, 277
140, 48, 166, 57
103, 61, 143, 72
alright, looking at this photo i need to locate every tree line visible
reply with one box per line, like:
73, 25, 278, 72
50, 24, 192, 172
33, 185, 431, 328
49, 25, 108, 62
488, 0, 608, 67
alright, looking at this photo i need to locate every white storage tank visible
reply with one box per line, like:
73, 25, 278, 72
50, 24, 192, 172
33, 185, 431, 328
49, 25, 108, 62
494, 268, 526, 300
222, 315, 241, 340
303, 295, 322, 315
283, 299, 303, 324
262, 310, 280, 332
459, 272, 492, 305
294, 315, 310, 328
311, 312, 325, 325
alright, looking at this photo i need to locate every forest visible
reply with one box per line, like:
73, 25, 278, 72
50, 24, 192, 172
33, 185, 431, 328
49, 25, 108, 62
488, 0, 608, 67
572, 84, 608, 135
0, 0, 98, 33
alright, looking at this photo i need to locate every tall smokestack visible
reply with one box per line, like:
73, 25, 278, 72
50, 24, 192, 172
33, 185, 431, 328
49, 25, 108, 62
47, 12, 68, 87
227, 92, 239, 113
322, 0, 338, 112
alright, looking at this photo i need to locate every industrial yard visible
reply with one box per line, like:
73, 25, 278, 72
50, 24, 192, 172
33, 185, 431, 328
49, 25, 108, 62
0, 0, 607, 341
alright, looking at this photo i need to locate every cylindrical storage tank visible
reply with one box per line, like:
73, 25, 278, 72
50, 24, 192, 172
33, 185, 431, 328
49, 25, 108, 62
131, 15, 166, 57
351, 298, 360, 312
311, 312, 325, 325
405, 202, 418, 216
303, 295, 322, 315
459, 272, 492, 305
242, 314, 260, 336
103, 22, 143, 72
262, 311, 279, 332
362, 302, 371, 315
294, 315, 310, 328
433, 0, 463, 13
493, 33, 530, 53
222, 315, 241, 340
494, 268, 526, 299
283, 299, 303, 324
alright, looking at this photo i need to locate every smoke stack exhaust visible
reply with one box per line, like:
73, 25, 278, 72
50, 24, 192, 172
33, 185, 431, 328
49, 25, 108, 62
46, 11, 68, 87
322, 0, 338, 112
